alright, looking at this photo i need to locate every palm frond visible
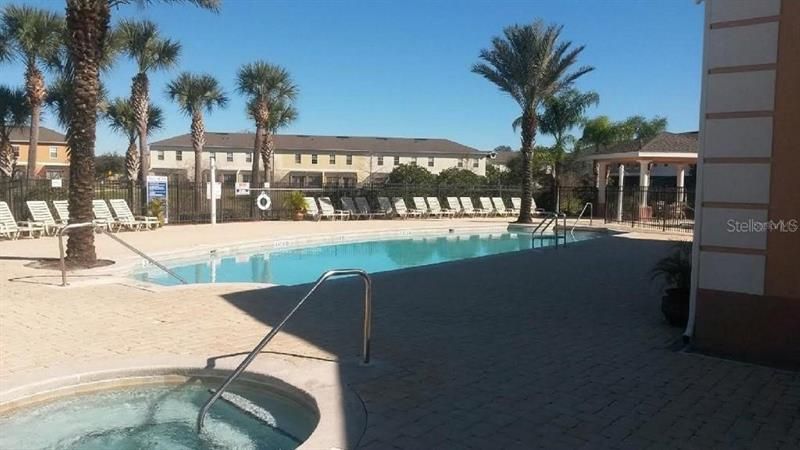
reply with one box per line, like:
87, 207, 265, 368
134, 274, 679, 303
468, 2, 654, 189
166, 72, 228, 116
117, 19, 181, 73
1, 5, 65, 65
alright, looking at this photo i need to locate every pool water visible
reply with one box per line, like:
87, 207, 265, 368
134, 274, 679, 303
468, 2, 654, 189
0, 382, 317, 450
135, 231, 601, 286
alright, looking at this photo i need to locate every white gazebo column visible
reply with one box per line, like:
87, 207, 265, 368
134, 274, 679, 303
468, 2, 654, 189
596, 161, 608, 202
616, 163, 625, 222
676, 164, 686, 203
639, 160, 650, 207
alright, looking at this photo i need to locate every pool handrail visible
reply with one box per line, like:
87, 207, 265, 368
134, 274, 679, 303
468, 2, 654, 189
196, 268, 373, 432
570, 202, 593, 234
58, 222, 187, 286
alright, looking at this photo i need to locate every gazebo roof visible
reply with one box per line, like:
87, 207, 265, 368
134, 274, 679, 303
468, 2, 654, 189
581, 131, 698, 163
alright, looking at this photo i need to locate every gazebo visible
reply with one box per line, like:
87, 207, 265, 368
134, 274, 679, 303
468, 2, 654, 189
581, 131, 698, 221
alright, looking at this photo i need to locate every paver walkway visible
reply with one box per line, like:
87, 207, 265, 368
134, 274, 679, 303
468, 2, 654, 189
0, 223, 797, 449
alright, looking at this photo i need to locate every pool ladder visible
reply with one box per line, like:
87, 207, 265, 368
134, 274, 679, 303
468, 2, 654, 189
531, 212, 568, 248
196, 269, 373, 432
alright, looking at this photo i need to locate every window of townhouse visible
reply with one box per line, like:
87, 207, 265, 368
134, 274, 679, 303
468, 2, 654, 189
411, 157, 417, 166
226, 152, 234, 162
157, 151, 165, 161
458, 158, 464, 168
329, 154, 335, 164
377, 156, 384, 166
176, 151, 182, 161
295, 153, 302, 164
246, 152, 252, 163
346, 154, 353, 165
394, 156, 400, 166
311, 154, 318, 164
473, 158, 479, 168
11, 145, 20, 159
428, 157, 434, 167
49, 146, 58, 159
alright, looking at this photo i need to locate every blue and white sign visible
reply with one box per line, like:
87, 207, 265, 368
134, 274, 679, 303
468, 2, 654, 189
146, 175, 169, 224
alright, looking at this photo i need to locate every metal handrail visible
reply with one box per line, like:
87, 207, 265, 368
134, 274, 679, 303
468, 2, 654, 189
570, 202, 593, 233
58, 222, 187, 286
196, 268, 373, 432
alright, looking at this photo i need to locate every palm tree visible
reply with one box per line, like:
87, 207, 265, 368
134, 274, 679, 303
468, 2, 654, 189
472, 21, 593, 223
579, 115, 618, 152
618, 115, 668, 146
0, 85, 30, 178
117, 19, 180, 182
62, 0, 218, 265
536, 89, 599, 211
260, 98, 297, 182
166, 72, 227, 220
104, 98, 164, 181
236, 61, 298, 187
1, 5, 64, 179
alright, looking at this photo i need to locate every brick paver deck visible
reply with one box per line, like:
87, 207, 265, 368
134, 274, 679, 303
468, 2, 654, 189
0, 221, 797, 449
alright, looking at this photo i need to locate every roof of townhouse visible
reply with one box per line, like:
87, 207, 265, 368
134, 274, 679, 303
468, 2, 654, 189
8, 126, 67, 143
151, 132, 484, 156
592, 131, 698, 155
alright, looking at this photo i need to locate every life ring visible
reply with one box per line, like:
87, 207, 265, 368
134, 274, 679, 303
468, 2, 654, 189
256, 192, 272, 211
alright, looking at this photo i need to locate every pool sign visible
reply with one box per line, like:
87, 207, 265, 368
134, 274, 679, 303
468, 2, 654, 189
235, 182, 250, 196
206, 181, 222, 200
146, 175, 169, 224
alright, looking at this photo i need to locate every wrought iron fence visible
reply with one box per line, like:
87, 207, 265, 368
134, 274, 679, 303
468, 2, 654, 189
604, 186, 695, 232
1, 178, 604, 225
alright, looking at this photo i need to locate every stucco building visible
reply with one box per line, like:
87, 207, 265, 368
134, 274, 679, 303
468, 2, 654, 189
7, 127, 70, 180
689, 0, 799, 366
149, 133, 487, 186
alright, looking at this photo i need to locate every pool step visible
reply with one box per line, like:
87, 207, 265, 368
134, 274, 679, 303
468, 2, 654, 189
209, 389, 302, 443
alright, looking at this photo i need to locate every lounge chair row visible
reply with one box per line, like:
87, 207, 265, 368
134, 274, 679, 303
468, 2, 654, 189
300, 196, 543, 220
0, 199, 159, 240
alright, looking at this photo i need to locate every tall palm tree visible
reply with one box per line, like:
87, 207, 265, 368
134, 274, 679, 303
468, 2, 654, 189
1, 5, 64, 179
260, 98, 297, 182
62, 0, 218, 265
236, 61, 298, 187
166, 72, 227, 219
117, 19, 180, 182
105, 98, 164, 181
472, 21, 593, 223
0, 85, 30, 178
579, 115, 618, 152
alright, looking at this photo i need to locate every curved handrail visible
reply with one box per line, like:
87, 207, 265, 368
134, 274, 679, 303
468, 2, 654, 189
196, 269, 373, 432
58, 222, 187, 286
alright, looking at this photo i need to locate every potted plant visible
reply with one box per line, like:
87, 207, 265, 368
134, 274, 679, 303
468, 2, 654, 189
284, 191, 307, 221
148, 198, 165, 226
651, 242, 692, 326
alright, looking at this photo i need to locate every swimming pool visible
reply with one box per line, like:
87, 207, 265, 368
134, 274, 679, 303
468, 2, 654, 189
134, 230, 602, 286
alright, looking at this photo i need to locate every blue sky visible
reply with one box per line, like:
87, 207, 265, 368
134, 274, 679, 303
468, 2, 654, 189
0, 0, 704, 154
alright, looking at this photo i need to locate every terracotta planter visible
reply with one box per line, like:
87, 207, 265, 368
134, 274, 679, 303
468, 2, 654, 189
661, 287, 690, 327
292, 211, 304, 221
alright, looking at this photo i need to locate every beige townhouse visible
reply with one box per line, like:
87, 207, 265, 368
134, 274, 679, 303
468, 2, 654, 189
7, 127, 70, 179
149, 133, 487, 186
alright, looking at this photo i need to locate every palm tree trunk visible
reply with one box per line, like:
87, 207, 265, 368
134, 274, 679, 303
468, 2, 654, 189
131, 72, 149, 182
0, 139, 13, 178
517, 109, 536, 223
250, 124, 262, 188
125, 136, 138, 181
25, 64, 45, 179
260, 131, 273, 185
191, 111, 205, 222
65, 0, 110, 265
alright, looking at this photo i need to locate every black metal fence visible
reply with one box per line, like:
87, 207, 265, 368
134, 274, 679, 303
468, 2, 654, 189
604, 186, 695, 232
4, 179, 603, 224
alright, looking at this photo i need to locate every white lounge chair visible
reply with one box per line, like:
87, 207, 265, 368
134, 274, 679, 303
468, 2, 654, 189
303, 197, 322, 221
392, 198, 422, 219
412, 197, 437, 218
319, 197, 350, 220
340, 197, 367, 219
94, 199, 142, 231
109, 199, 160, 230
52, 200, 70, 224
511, 197, 546, 215
26, 200, 64, 236
376, 197, 395, 218
0, 201, 44, 239
460, 197, 488, 217
356, 197, 386, 219
446, 197, 465, 217
479, 197, 498, 216
492, 197, 513, 217
427, 197, 456, 218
